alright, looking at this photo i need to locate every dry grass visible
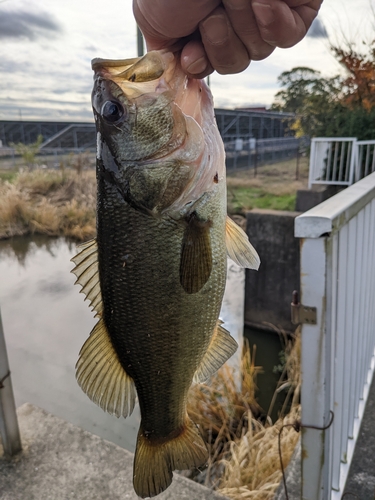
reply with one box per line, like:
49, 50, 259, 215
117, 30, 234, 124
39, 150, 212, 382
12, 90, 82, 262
186, 330, 301, 497
218, 406, 300, 500
187, 343, 262, 485
227, 157, 309, 195
0, 169, 96, 241
0, 183, 33, 237
268, 327, 301, 419
0, 158, 309, 240
16, 169, 70, 195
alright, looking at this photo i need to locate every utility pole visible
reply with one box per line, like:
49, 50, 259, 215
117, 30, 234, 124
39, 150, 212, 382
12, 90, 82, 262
137, 25, 144, 57
0, 306, 22, 458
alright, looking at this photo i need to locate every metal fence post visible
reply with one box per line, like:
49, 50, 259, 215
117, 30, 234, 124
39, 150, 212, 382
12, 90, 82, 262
0, 306, 22, 457
299, 237, 328, 499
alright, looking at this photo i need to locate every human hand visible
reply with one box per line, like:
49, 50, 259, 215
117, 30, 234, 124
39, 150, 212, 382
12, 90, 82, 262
133, 0, 323, 78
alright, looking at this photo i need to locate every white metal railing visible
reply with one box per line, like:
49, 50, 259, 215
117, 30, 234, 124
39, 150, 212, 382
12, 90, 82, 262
295, 171, 375, 499
308, 138, 357, 188
309, 138, 375, 189
354, 140, 375, 182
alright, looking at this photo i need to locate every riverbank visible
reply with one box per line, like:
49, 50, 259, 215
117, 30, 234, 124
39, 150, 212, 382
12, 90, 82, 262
0, 169, 96, 241
0, 158, 308, 241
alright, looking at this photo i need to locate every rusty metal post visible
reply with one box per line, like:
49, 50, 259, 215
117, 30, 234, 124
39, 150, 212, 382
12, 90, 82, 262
0, 306, 22, 457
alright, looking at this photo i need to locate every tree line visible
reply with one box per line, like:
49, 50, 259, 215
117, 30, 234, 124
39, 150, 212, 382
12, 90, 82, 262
271, 40, 375, 139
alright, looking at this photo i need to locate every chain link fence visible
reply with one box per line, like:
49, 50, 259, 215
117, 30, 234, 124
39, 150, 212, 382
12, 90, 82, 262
225, 136, 310, 171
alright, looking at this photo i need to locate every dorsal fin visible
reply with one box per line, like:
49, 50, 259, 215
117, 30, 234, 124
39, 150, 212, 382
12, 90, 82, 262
76, 318, 137, 418
71, 239, 103, 317
225, 216, 260, 270
180, 213, 212, 294
193, 320, 238, 384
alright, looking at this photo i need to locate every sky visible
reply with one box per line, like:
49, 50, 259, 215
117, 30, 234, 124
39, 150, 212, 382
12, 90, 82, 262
0, 0, 374, 122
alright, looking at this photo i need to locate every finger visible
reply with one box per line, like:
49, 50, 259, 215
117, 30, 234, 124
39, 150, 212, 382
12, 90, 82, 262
222, 0, 276, 60
199, 6, 251, 75
292, 0, 323, 35
133, 1, 175, 50
251, 0, 321, 48
283, 0, 322, 8
134, 0, 220, 42
181, 39, 214, 78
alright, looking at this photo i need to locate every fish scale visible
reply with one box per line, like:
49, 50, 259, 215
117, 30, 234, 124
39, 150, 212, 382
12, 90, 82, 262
97, 172, 227, 433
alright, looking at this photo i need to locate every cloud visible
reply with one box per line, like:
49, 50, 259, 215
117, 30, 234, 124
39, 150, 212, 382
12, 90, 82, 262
0, 57, 25, 72
307, 17, 328, 39
0, 8, 62, 40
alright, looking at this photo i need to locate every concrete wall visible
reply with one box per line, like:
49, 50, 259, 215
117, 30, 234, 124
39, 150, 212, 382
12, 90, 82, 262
245, 209, 301, 333
295, 185, 344, 212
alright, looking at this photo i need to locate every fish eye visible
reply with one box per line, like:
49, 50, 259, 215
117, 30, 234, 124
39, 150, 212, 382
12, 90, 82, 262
101, 100, 125, 124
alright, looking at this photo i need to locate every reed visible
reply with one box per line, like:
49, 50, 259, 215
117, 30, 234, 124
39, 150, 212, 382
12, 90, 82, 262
0, 170, 96, 241
186, 330, 301, 497
218, 406, 300, 499
0, 183, 33, 237
16, 169, 70, 195
187, 342, 262, 486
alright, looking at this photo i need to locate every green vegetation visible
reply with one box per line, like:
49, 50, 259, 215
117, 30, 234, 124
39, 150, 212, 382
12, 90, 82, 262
271, 39, 375, 139
228, 186, 296, 213
0, 170, 18, 183
226, 156, 309, 215
9, 135, 44, 168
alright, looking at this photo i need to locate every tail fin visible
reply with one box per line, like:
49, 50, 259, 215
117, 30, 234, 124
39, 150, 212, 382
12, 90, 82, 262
133, 417, 208, 498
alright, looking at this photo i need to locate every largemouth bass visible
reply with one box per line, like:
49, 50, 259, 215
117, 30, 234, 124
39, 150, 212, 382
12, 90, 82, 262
72, 50, 259, 498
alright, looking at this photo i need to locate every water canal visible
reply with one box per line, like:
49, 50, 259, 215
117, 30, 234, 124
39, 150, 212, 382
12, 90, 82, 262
0, 235, 283, 452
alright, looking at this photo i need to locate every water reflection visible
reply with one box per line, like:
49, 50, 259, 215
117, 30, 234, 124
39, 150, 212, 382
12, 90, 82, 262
0, 235, 140, 452
244, 326, 284, 420
0, 234, 73, 266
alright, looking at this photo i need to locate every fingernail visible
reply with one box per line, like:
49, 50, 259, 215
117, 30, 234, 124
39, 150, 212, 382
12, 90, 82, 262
201, 15, 229, 44
252, 2, 275, 26
185, 56, 208, 75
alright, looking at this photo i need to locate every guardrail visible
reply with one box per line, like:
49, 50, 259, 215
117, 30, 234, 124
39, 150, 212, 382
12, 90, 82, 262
354, 140, 375, 182
309, 137, 375, 188
295, 171, 375, 499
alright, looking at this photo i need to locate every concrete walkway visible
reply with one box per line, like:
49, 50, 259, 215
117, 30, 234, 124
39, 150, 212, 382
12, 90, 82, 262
0, 404, 228, 500
343, 373, 375, 500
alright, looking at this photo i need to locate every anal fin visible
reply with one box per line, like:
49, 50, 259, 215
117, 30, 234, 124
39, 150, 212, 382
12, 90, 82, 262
193, 320, 238, 384
76, 318, 136, 418
133, 416, 207, 498
226, 216, 260, 270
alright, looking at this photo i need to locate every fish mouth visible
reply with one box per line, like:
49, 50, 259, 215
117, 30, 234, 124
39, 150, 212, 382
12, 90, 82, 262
91, 51, 176, 93
91, 50, 213, 130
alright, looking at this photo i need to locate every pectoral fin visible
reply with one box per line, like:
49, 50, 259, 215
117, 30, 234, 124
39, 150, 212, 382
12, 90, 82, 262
226, 216, 260, 270
76, 318, 137, 418
193, 320, 238, 383
71, 239, 103, 317
180, 213, 212, 294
